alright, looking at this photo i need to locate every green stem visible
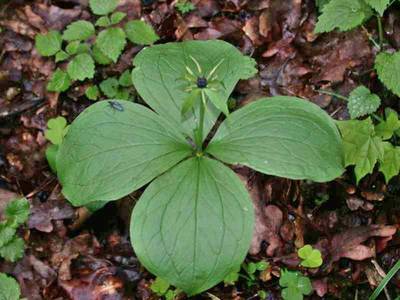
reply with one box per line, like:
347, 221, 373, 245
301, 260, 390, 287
376, 15, 384, 49
361, 26, 381, 50
317, 89, 349, 101
195, 90, 206, 151
369, 259, 400, 300
372, 113, 383, 123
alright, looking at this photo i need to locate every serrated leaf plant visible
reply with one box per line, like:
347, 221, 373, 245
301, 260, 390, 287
55, 40, 344, 295
35, 0, 159, 94
0, 198, 30, 262
0, 273, 21, 300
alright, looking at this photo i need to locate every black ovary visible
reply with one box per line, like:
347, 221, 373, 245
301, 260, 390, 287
196, 77, 208, 88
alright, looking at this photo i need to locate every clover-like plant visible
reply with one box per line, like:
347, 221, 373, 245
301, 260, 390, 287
55, 40, 344, 295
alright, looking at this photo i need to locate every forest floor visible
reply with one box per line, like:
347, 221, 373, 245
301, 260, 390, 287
0, 0, 400, 299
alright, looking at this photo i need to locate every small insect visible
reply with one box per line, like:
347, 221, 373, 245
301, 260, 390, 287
108, 101, 124, 112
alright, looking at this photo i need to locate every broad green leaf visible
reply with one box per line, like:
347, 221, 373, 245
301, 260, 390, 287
62, 20, 95, 41
207, 97, 344, 182
298, 245, 323, 268
100, 78, 119, 98
45, 116, 69, 145
0, 273, 21, 300
46, 144, 58, 172
110, 11, 126, 25
95, 28, 126, 63
0, 223, 16, 248
47, 69, 71, 92
125, 20, 159, 45
375, 109, 400, 140
57, 100, 192, 205
364, 0, 391, 15
379, 143, 400, 182
337, 118, 384, 183
132, 40, 257, 140
204, 89, 229, 116
89, 0, 118, 15
35, 31, 62, 57
85, 85, 100, 101
314, 0, 373, 33
375, 51, 400, 97
131, 157, 254, 296
347, 86, 381, 119
92, 44, 112, 65
0, 237, 24, 262
67, 53, 95, 81
5, 198, 30, 227
55, 51, 70, 62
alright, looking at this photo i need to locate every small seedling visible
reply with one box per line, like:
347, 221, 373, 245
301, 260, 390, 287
298, 245, 323, 268
279, 269, 313, 300
175, 0, 196, 14
0, 273, 21, 300
44, 116, 69, 173
224, 260, 269, 287
150, 277, 180, 300
55, 40, 344, 295
0, 198, 30, 262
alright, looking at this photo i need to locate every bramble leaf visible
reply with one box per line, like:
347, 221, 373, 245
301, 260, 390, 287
0, 237, 25, 262
375, 51, 400, 97
125, 20, 159, 45
132, 40, 257, 140
35, 30, 62, 57
95, 28, 126, 63
0, 223, 16, 248
207, 97, 344, 182
89, 0, 118, 15
67, 53, 95, 81
130, 157, 254, 295
62, 20, 95, 41
65, 41, 80, 55
45, 116, 69, 145
47, 69, 71, 92
100, 78, 119, 98
314, 0, 373, 33
95, 16, 111, 27
85, 85, 100, 100
379, 143, 400, 182
92, 44, 112, 65
118, 70, 132, 87
0, 273, 21, 300
337, 118, 384, 183
57, 100, 192, 205
110, 11, 126, 25
347, 86, 381, 119
375, 109, 400, 140
364, 0, 391, 15
5, 198, 30, 227
298, 245, 323, 268
55, 51, 70, 62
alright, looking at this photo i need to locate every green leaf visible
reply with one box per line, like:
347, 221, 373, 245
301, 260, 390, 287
35, 30, 62, 57
89, 0, 118, 15
379, 143, 400, 182
5, 198, 30, 227
151, 277, 170, 295
175, 2, 196, 14
85, 85, 100, 100
67, 53, 95, 81
0, 237, 25, 262
45, 116, 69, 145
0, 273, 21, 300
316, 0, 331, 12
100, 78, 119, 98
280, 270, 312, 300
255, 261, 269, 271
207, 97, 344, 182
132, 40, 257, 140
47, 69, 71, 93
95, 28, 126, 63
115, 89, 130, 100
314, 0, 373, 33
118, 70, 132, 87
181, 89, 200, 118
375, 51, 400, 97
62, 20, 95, 41
204, 89, 229, 116
46, 144, 59, 173
57, 100, 192, 205
110, 11, 126, 25
337, 118, 384, 183
95, 16, 111, 27
298, 245, 323, 268
375, 109, 400, 140
364, 0, 391, 15
125, 20, 159, 45
347, 86, 381, 119
65, 41, 80, 55
224, 269, 240, 285
92, 44, 113, 65
130, 157, 254, 296
0, 223, 16, 248
55, 50, 70, 62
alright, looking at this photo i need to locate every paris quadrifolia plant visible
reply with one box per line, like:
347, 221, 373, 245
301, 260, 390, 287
54, 40, 344, 295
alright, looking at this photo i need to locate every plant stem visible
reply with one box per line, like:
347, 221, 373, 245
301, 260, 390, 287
361, 26, 381, 50
372, 113, 383, 123
195, 90, 206, 151
317, 89, 348, 101
376, 15, 384, 48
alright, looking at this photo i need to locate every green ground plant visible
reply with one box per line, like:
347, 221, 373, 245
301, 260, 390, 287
175, 0, 196, 14
53, 39, 344, 296
279, 270, 313, 300
0, 273, 21, 300
0, 198, 30, 262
